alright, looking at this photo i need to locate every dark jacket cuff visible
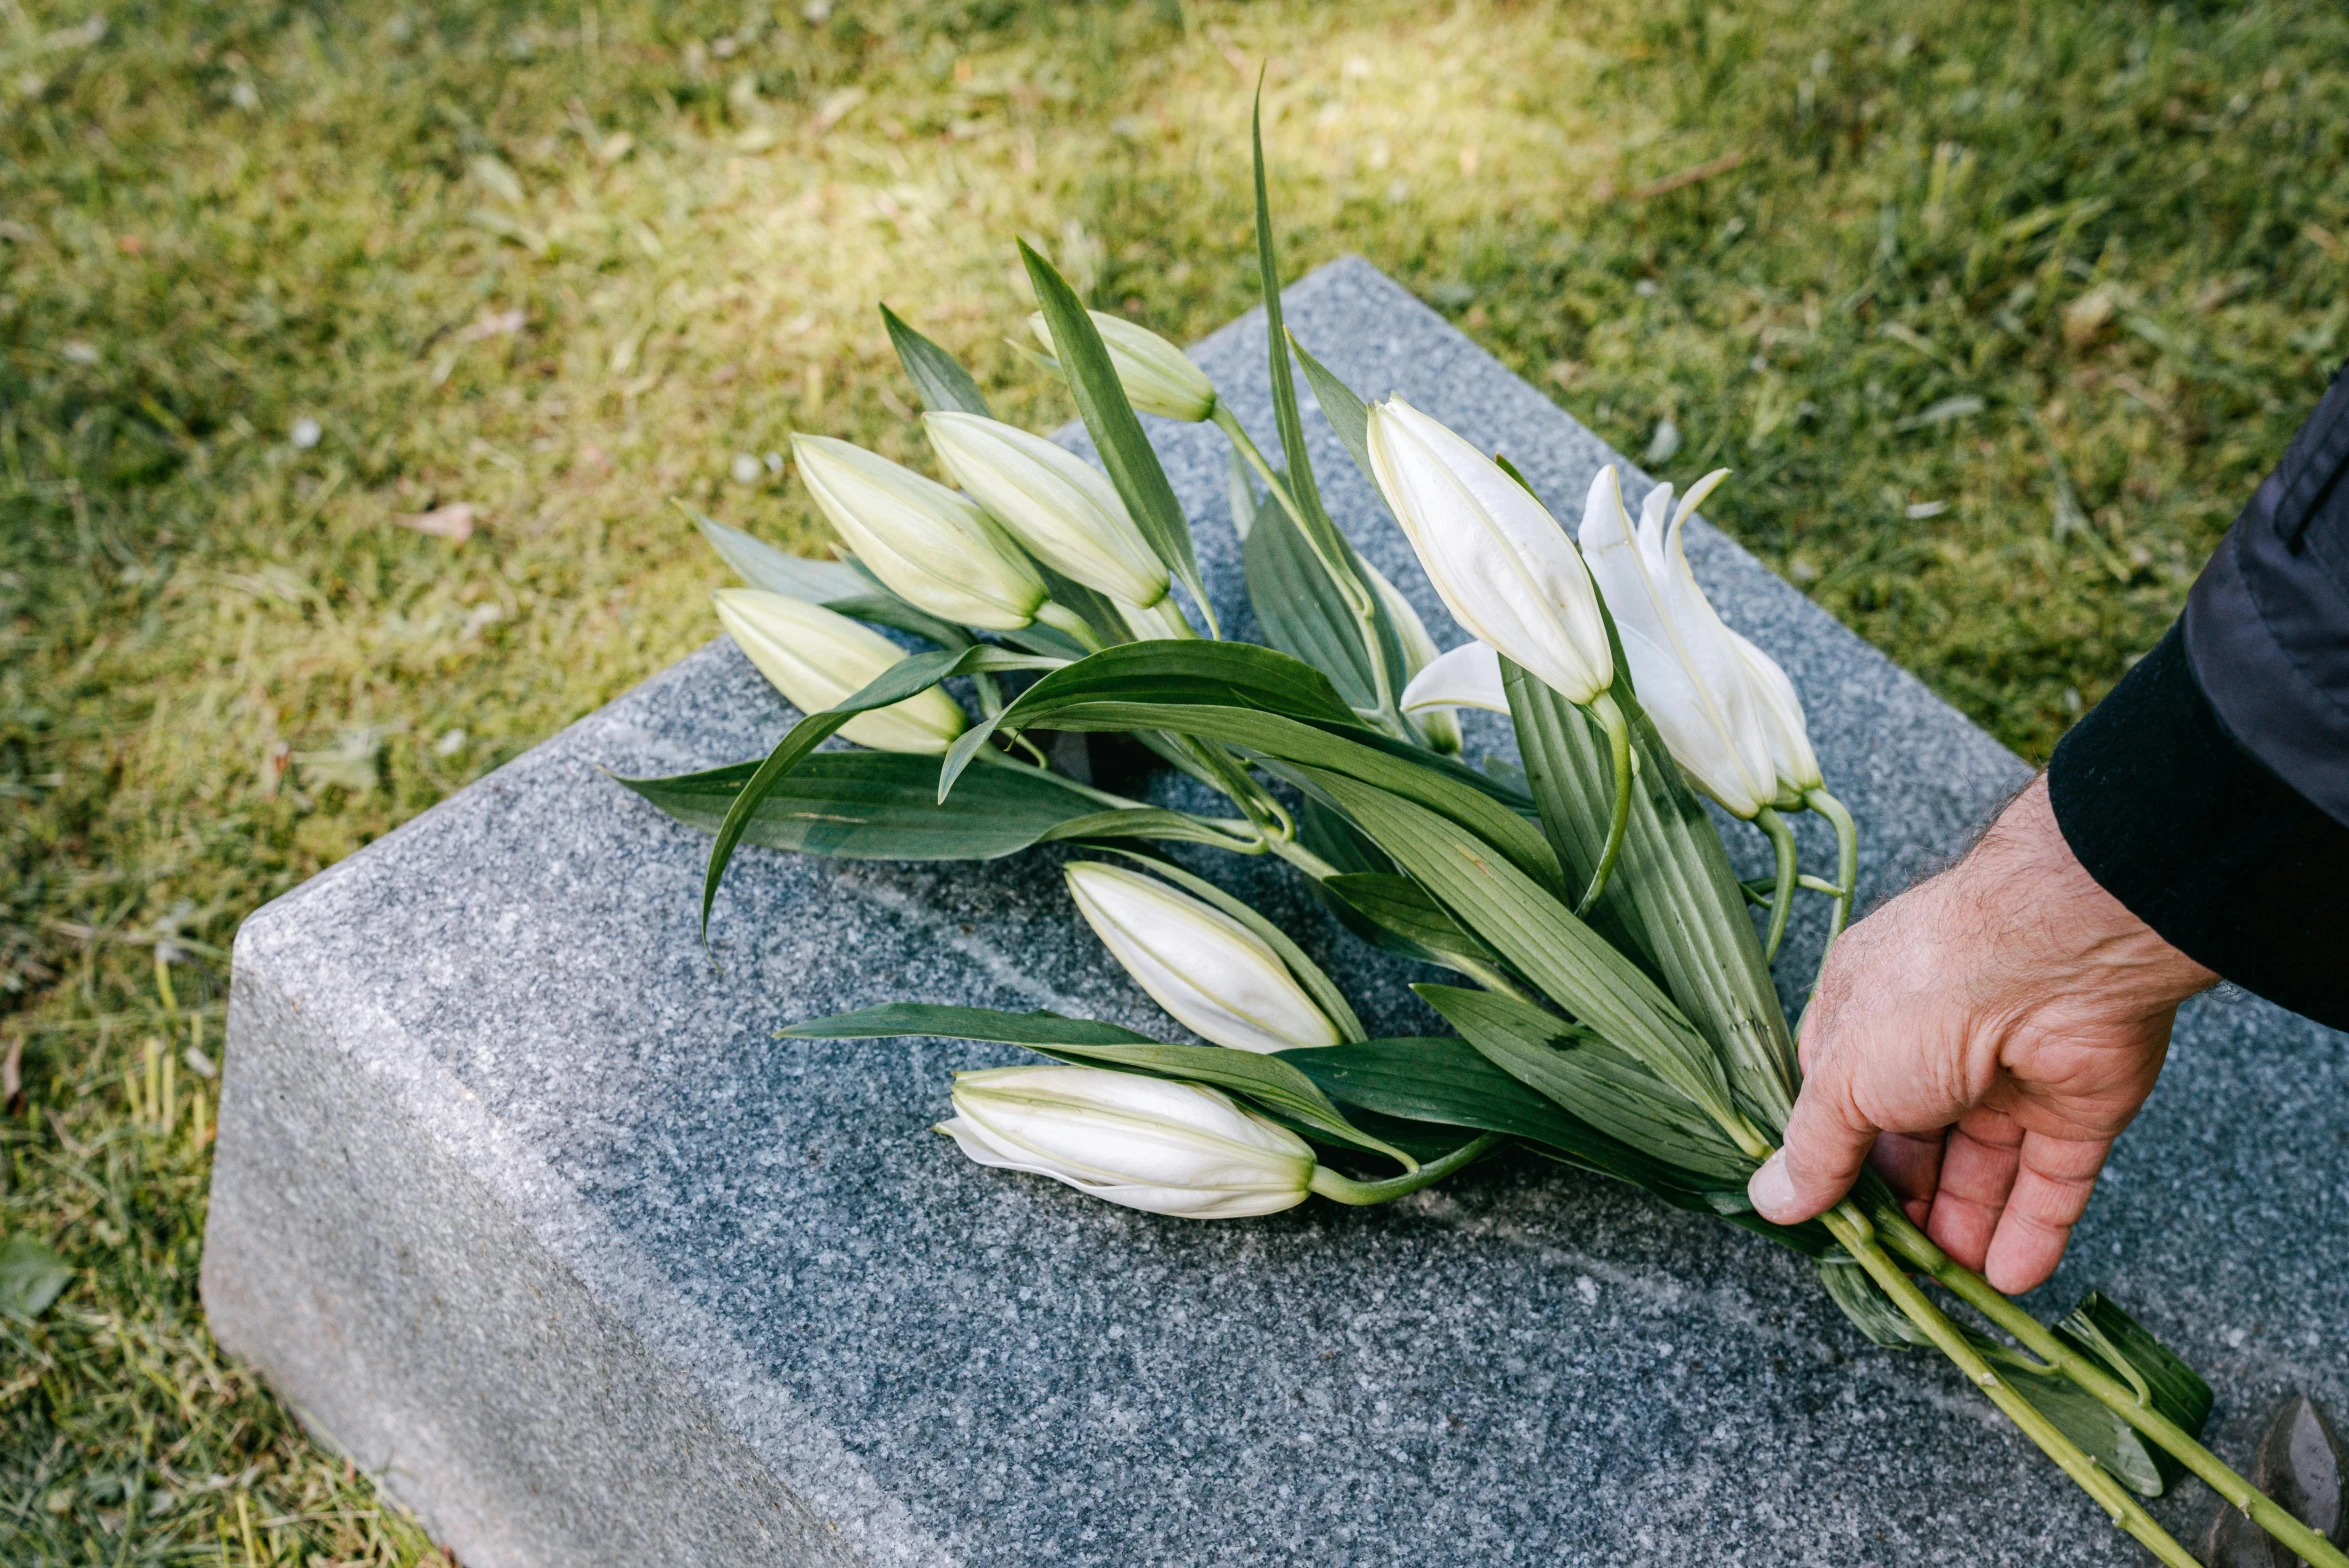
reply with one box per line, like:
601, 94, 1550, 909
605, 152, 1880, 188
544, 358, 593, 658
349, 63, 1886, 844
2047, 622, 2349, 1030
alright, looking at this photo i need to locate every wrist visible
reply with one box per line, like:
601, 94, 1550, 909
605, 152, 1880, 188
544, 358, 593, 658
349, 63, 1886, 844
1963, 775, 2218, 1008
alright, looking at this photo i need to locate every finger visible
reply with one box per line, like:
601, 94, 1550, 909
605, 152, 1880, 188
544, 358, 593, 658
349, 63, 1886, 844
1982, 1131, 2111, 1294
1924, 1111, 2025, 1273
1749, 1070, 1880, 1224
1868, 1130, 1947, 1227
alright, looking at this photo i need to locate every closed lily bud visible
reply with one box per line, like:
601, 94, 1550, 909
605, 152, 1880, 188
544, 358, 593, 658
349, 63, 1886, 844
712, 589, 965, 755
1365, 396, 1615, 706
1029, 310, 1217, 423
1064, 862, 1342, 1055
1576, 466, 1778, 817
939, 1064, 1316, 1218
788, 434, 1047, 631
923, 411, 1170, 608
1363, 560, 1461, 752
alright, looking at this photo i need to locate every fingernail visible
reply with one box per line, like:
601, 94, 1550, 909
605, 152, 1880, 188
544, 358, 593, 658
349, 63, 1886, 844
1748, 1152, 1798, 1221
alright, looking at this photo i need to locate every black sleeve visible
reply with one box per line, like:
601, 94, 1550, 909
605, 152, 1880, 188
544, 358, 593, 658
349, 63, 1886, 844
2046, 365, 2349, 1032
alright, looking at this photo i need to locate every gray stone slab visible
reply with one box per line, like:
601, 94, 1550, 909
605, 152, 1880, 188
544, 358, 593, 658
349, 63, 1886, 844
202, 257, 2349, 1568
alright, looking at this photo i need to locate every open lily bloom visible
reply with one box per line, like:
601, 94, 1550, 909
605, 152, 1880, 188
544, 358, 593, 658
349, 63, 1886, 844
1728, 628, 1824, 800
1399, 639, 1509, 718
1578, 467, 1780, 818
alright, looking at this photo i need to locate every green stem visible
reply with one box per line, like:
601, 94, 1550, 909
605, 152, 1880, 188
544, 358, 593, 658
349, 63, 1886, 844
1869, 1203, 2349, 1568
1575, 692, 1633, 917
1264, 833, 1343, 882
1804, 786, 1858, 951
1211, 404, 1402, 734
1212, 405, 1315, 544
1819, 1205, 2201, 1568
1035, 600, 1103, 651
1753, 806, 1799, 964
1309, 1134, 1503, 1205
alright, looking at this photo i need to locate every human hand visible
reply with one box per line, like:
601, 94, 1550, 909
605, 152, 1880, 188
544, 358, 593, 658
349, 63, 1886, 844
1746, 774, 2216, 1293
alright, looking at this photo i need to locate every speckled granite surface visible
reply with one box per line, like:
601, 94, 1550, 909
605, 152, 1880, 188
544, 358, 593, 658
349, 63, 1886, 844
202, 258, 2348, 1568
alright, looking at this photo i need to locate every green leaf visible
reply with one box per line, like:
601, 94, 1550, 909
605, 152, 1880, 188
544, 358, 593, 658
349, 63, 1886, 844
935, 640, 1362, 804
1079, 844, 1367, 1044
784, 1002, 1155, 1047
685, 644, 1061, 934
1284, 1039, 1830, 1254
1313, 873, 1498, 971
2055, 1291, 2215, 1490
961, 665, 1564, 896
1226, 444, 1260, 539
1995, 1350, 2172, 1498
785, 1004, 1413, 1167
1504, 654, 1799, 1131
1807, 1263, 2209, 1498
1243, 479, 1380, 710
964, 640, 1362, 754
1416, 984, 1755, 1185
1283, 1035, 1601, 1148
879, 302, 992, 417
1244, 89, 1410, 708
1815, 1255, 1933, 1349
1018, 240, 1212, 630
1298, 796, 1394, 877
1250, 87, 1339, 584
1287, 331, 1375, 493
0, 1235, 72, 1322
620, 752, 1216, 863
1283, 765, 1742, 1133
687, 505, 871, 602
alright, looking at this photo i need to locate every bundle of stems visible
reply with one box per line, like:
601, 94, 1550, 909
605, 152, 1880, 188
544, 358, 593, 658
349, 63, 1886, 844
621, 97, 2337, 1567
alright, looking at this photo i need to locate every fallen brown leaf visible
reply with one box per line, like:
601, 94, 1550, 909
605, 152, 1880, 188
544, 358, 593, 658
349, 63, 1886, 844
397, 502, 478, 543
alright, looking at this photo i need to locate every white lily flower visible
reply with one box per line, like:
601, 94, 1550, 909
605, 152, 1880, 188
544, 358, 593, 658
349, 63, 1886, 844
1362, 560, 1461, 752
1065, 862, 1341, 1056
788, 434, 1047, 631
1365, 396, 1614, 706
923, 411, 1169, 608
1029, 310, 1217, 423
940, 1064, 1315, 1218
712, 589, 965, 755
1399, 639, 1509, 717
1576, 466, 1778, 817
1728, 628, 1824, 799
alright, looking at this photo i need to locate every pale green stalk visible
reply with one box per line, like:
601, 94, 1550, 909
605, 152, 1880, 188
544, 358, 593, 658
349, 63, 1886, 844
1575, 692, 1633, 917
1752, 806, 1799, 963
1209, 403, 1406, 737
1803, 786, 1858, 950
1869, 1203, 2349, 1568
1310, 1134, 1503, 1204
1819, 1204, 2202, 1568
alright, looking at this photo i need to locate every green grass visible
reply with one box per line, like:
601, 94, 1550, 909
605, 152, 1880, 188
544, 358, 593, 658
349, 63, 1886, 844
3, 0, 2344, 1559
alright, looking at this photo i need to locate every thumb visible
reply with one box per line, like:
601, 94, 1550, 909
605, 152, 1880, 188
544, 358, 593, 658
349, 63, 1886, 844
1748, 1068, 1880, 1224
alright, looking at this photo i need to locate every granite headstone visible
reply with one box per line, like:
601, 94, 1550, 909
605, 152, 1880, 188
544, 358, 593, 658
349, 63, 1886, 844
202, 258, 2349, 1567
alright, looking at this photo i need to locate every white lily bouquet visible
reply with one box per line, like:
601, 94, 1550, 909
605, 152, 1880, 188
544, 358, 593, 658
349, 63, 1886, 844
621, 109, 2342, 1568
